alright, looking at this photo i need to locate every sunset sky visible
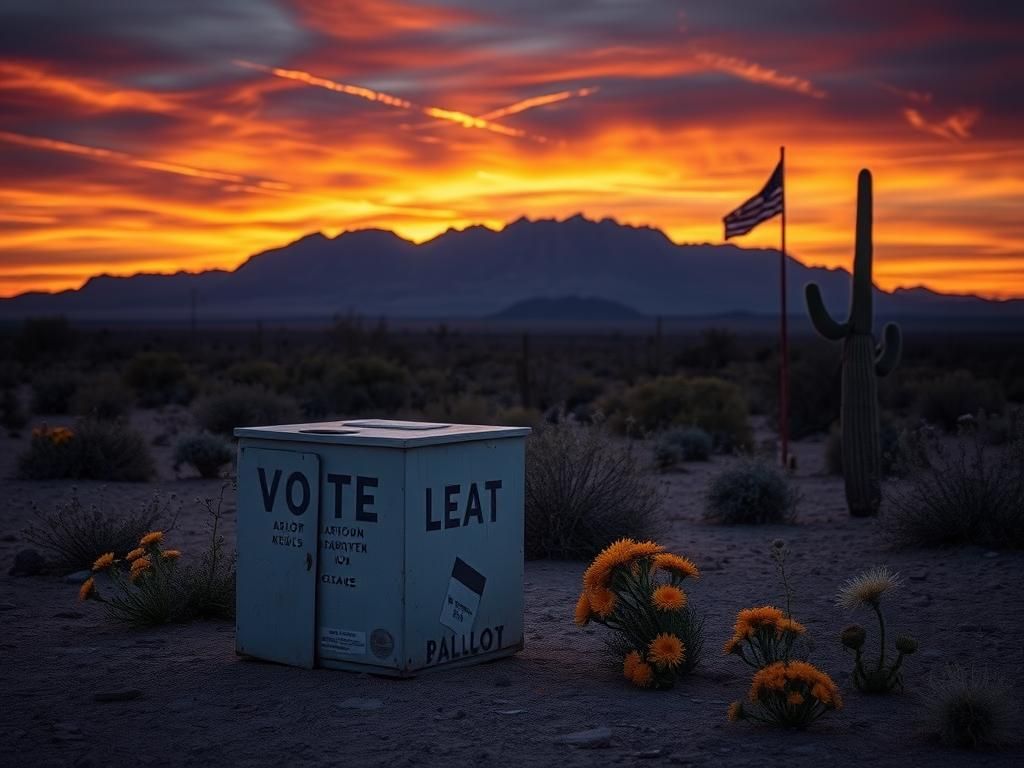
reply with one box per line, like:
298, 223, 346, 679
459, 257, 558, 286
1, 0, 1022, 299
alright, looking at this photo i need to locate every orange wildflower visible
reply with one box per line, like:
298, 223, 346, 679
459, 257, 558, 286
777, 618, 806, 635
588, 587, 616, 617
574, 592, 592, 626
787, 692, 805, 706
161, 550, 181, 560
139, 531, 164, 546
78, 576, 95, 601
622, 650, 643, 679
648, 633, 685, 669
91, 552, 115, 572
652, 553, 700, 580
130, 556, 152, 580
733, 606, 785, 638
629, 661, 654, 688
125, 547, 145, 561
651, 584, 687, 611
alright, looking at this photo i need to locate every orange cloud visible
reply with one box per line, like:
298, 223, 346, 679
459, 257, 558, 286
696, 52, 827, 99
903, 107, 981, 140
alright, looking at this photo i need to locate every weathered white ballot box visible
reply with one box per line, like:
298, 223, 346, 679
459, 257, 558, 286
233, 419, 530, 676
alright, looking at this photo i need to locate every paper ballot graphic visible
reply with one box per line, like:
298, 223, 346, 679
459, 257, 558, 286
440, 557, 486, 633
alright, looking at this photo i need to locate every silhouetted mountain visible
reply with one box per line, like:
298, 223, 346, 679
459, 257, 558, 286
2, 214, 1022, 325
490, 296, 646, 322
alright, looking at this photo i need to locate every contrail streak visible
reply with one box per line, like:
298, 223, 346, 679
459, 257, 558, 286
478, 87, 599, 120
0, 130, 291, 189
236, 60, 551, 142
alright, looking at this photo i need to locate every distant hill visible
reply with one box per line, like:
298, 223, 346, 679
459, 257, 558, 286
490, 296, 646, 324
2, 214, 1023, 326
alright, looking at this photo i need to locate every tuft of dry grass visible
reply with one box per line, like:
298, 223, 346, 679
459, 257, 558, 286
882, 411, 1024, 549
525, 421, 661, 560
925, 664, 1019, 749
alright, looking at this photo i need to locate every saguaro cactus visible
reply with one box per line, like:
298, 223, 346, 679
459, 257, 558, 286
805, 169, 902, 516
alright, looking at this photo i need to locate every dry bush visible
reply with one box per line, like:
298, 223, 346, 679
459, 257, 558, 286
196, 385, 300, 434
24, 490, 177, 573
918, 370, 1005, 431
882, 413, 1024, 549
925, 665, 1018, 749
704, 460, 798, 524
174, 433, 234, 478
525, 421, 661, 559
17, 420, 155, 481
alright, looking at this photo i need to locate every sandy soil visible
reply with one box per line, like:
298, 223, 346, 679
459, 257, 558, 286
1, 409, 1022, 768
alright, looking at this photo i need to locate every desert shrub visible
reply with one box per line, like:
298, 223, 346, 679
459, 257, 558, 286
225, 360, 287, 391
1, 387, 28, 436
174, 433, 234, 478
327, 356, 410, 414
31, 367, 79, 413
493, 406, 543, 427
608, 375, 751, 451
17, 420, 155, 481
72, 372, 132, 420
565, 375, 604, 412
785, 348, 842, 438
525, 422, 661, 559
77, 488, 234, 625
24, 490, 176, 573
668, 427, 713, 461
653, 437, 683, 470
882, 413, 1024, 549
15, 316, 76, 364
919, 370, 1005, 431
423, 394, 493, 425
925, 665, 1018, 749
704, 460, 798, 524
196, 385, 300, 434
124, 351, 196, 407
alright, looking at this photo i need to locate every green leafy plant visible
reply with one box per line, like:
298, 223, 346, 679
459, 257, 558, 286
174, 433, 234, 478
725, 542, 841, 728
837, 565, 917, 693
704, 460, 798, 524
805, 169, 902, 516
24, 489, 177, 573
575, 539, 704, 689
525, 421, 661, 559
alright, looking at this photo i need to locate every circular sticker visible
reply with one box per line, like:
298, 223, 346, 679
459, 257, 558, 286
370, 629, 395, 659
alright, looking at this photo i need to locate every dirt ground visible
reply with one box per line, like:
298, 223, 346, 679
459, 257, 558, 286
1, 409, 1022, 768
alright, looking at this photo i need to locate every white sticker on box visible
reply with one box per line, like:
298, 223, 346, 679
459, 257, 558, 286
440, 557, 486, 633
320, 627, 366, 655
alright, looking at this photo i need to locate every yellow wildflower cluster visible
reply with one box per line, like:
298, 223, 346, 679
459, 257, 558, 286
73, 530, 182, 602
750, 661, 842, 708
575, 539, 701, 691
32, 425, 75, 445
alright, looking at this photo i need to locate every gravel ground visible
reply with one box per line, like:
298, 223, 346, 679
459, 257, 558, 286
1, 410, 1022, 768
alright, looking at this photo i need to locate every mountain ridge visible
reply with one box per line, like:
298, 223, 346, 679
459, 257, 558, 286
2, 214, 1022, 323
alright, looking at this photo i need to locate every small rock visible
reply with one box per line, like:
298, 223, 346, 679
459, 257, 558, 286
9, 549, 45, 576
63, 570, 91, 584
633, 748, 664, 759
494, 675, 511, 687
555, 726, 613, 749
94, 689, 143, 703
336, 698, 383, 711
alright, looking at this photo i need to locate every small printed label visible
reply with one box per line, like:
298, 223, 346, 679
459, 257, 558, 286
320, 627, 366, 656
440, 557, 486, 633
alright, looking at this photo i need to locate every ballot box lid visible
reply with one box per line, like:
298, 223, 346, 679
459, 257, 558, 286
234, 419, 531, 448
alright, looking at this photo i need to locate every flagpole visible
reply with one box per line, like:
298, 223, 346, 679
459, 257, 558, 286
779, 145, 790, 468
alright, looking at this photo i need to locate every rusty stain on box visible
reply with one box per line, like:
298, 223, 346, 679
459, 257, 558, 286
233, 418, 530, 675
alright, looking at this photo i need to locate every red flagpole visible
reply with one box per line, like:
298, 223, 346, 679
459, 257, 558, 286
779, 146, 790, 468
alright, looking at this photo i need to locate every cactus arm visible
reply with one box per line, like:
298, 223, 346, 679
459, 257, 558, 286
805, 283, 850, 340
850, 169, 874, 333
875, 322, 902, 377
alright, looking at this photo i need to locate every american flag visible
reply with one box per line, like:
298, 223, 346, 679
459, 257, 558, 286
723, 160, 784, 239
